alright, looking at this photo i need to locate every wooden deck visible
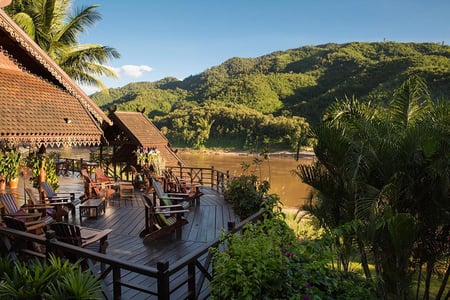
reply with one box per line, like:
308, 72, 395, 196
55, 174, 239, 269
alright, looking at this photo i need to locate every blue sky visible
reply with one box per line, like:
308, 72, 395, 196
75, 0, 450, 93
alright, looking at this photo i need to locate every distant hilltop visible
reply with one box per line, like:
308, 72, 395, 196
91, 42, 449, 151
92, 41, 449, 124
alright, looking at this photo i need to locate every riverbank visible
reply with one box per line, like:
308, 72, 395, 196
177, 148, 315, 159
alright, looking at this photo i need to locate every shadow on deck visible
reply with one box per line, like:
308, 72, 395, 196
56, 174, 239, 268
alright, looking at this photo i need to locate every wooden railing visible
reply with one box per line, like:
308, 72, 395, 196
166, 165, 231, 193
0, 209, 265, 300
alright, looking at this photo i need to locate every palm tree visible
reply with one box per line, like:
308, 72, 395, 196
294, 76, 449, 299
5, 0, 120, 90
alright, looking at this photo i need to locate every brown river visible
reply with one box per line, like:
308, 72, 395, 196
53, 147, 314, 209
177, 151, 314, 209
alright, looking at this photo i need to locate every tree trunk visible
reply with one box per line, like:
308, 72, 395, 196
423, 261, 434, 300
357, 237, 371, 279
435, 262, 450, 300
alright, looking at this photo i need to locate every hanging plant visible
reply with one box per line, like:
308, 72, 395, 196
134, 147, 166, 176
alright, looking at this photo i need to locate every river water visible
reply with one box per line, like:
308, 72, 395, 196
52, 147, 314, 209
177, 151, 313, 209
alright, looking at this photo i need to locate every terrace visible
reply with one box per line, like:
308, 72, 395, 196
0, 166, 262, 299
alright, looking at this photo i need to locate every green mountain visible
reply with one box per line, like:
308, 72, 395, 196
92, 42, 450, 150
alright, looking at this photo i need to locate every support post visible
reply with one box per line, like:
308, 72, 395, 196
157, 261, 170, 300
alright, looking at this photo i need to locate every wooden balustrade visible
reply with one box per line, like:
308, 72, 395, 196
0, 209, 265, 299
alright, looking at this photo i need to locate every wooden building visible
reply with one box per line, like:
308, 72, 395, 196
101, 110, 183, 174
0, 5, 111, 148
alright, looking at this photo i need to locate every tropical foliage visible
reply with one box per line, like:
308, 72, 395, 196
5, 0, 120, 90
293, 75, 450, 299
0, 254, 102, 299
211, 215, 378, 299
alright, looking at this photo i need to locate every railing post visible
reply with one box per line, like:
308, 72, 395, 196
227, 221, 235, 232
112, 266, 122, 299
187, 262, 196, 300
210, 166, 215, 189
45, 230, 56, 259
157, 261, 170, 300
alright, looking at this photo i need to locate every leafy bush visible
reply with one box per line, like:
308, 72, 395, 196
211, 217, 378, 299
224, 174, 281, 219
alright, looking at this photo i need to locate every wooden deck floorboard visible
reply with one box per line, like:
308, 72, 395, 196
52, 174, 237, 298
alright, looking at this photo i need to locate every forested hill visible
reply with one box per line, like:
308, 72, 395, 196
91, 42, 450, 150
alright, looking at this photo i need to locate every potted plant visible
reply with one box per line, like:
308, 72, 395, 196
0, 154, 6, 190
4, 148, 21, 189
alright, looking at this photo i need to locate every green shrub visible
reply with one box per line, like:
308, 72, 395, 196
211, 216, 378, 299
224, 174, 280, 219
0, 255, 102, 299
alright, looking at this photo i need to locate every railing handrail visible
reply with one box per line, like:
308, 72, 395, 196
0, 209, 266, 299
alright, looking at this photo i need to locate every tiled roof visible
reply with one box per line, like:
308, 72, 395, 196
0, 56, 103, 146
0, 9, 111, 147
105, 111, 183, 166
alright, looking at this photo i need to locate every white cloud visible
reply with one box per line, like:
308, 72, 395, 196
117, 64, 152, 78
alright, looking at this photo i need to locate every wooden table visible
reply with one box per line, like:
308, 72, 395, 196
79, 199, 106, 224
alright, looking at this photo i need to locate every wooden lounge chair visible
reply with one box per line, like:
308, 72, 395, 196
40, 182, 78, 216
140, 193, 189, 242
81, 169, 116, 201
49, 222, 112, 265
2, 216, 48, 258
152, 178, 201, 208
2, 214, 48, 235
95, 167, 116, 184
25, 187, 68, 222
0, 193, 54, 225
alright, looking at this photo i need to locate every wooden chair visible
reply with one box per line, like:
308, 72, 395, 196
49, 222, 112, 267
81, 169, 116, 201
140, 193, 189, 242
151, 178, 201, 208
0, 193, 54, 225
40, 182, 78, 216
25, 187, 68, 222
2, 216, 48, 258
95, 167, 115, 184
2, 214, 48, 235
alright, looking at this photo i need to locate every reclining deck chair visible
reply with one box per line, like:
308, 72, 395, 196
140, 193, 189, 242
81, 169, 116, 201
40, 182, 77, 216
151, 178, 202, 208
0, 193, 54, 226
25, 187, 68, 222
2, 216, 48, 258
95, 167, 116, 184
49, 222, 112, 269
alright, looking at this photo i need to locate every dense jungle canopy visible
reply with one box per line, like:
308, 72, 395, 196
92, 42, 450, 151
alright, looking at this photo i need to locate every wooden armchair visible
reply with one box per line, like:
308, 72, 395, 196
152, 178, 201, 208
0, 193, 54, 226
2, 215, 48, 235
81, 169, 116, 201
140, 193, 189, 242
95, 167, 116, 184
2, 216, 48, 258
49, 222, 112, 268
40, 182, 78, 216
25, 187, 68, 222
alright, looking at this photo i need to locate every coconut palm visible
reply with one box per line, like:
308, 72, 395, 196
5, 0, 120, 90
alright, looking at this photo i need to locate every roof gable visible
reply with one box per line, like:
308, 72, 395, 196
104, 111, 183, 166
0, 8, 111, 147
